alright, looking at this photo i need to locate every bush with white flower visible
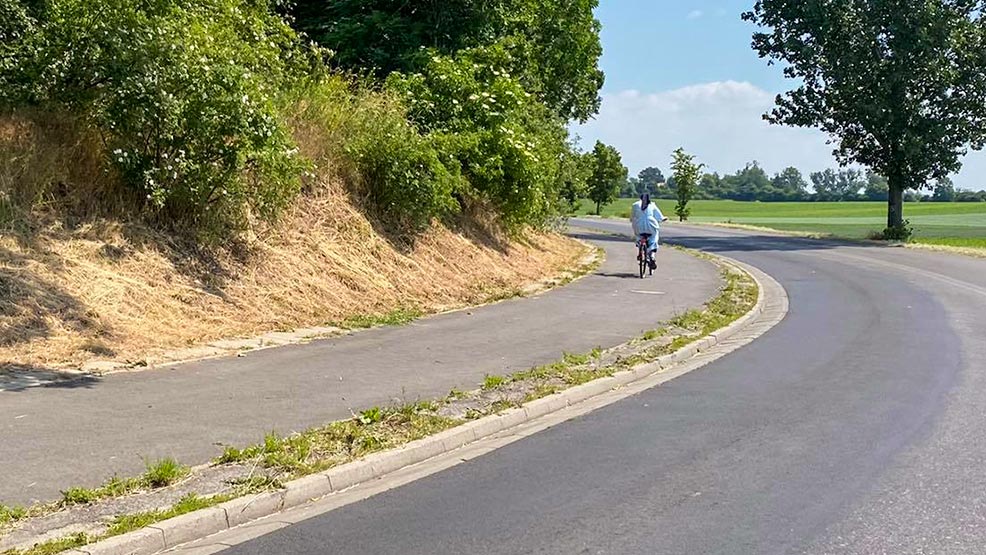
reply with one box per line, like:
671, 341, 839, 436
2, 0, 320, 235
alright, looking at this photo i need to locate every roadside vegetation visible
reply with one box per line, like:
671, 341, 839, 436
0, 0, 610, 369
0, 252, 757, 555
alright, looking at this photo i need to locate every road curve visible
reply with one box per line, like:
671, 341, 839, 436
0, 228, 719, 506
220, 220, 986, 555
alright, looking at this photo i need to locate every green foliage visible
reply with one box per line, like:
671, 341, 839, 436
0, 0, 35, 102
744, 0, 986, 228
671, 148, 702, 222
105, 493, 229, 537
291, 0, 501, 75
881, 220, 914, 242
2, 0, 317, 235
0, 503, 27, 525
60, 487, 100, 506
2, 532, 90, 555
286, 78, 458, 233
388, 45, 573, 228
358, 407, 384, 425
340, 306, 423, 329
811, 169, 865, 202
292, 0, 604, 122
142, 457, 188, 488
482, 374, 508, 390
636, 167, 666, 197
587, 141, 627, 215
932, 177, 957, 202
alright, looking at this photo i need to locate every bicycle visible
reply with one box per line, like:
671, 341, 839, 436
637, 234, 654, 279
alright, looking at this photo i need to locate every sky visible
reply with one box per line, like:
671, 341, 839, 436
573, 0, 986, 190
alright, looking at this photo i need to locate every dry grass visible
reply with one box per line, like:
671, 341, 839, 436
0, 105, 588, 371
0, 183, 585, 369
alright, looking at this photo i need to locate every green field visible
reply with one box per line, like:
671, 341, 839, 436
577, 199, 986, 248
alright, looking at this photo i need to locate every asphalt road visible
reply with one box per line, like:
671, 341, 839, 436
0, 228, 720, 505
223, 220, 986, 555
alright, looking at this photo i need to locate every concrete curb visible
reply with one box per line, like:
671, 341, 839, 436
73, 253, 777, 555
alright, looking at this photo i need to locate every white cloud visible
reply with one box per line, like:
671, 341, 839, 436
572, 81, 986, 189
687, 9, 704, 19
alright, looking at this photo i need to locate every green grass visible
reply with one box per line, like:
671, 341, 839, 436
0, 504, 27, 525
579, 199, 986, 246
1, 532, 91, 555
339, 307, 423, 330
105, 493, 231, 537
60, 458, 189, 507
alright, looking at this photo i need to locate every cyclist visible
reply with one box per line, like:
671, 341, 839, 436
630, 193, 668, 270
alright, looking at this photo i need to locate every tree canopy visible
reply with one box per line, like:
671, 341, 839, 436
587, 141, 627, 214
292, 0, 604, 122
744, 0, 986, 231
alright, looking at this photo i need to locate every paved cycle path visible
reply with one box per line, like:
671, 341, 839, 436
0, 227, 719, 505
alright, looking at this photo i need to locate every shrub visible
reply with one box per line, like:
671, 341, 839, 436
2, 0, 319, 235
387, 44, 572, 229
287, 77, 458, 234
881, 220, 913, 242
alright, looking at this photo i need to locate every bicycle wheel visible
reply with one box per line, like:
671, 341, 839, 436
639, 247, 647, 279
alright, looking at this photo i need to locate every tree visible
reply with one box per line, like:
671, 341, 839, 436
932, 177, 957, 202
671, 148, 702, 222
620, 177, 640, 198
723, 162, 772, 201
744, 1, 986, 234
771, 167, 808, 201
587, 141, 627, 215
292, 0, 604, 122
809, 169, 864, 201
864, 171, 889, 201
637, 166, 665, 197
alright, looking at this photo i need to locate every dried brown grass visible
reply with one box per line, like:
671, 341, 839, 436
0, 180, 585, 369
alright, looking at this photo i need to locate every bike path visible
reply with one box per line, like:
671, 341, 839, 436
0, 227, 720, 505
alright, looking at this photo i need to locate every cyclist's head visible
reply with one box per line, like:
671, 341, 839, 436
640, 193, 651, 209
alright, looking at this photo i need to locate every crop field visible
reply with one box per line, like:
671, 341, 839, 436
578, 199, 986, 248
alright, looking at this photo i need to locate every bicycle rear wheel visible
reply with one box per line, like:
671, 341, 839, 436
639, 248, 647, 279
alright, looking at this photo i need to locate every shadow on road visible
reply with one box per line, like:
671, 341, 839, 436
597, 272, 642, 279
665, 234, 857, 254
0, 366, 102, 393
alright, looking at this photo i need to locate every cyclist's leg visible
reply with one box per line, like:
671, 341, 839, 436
647, 233, 658, 268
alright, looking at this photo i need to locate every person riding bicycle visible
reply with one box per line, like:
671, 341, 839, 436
630, 193, 668, 270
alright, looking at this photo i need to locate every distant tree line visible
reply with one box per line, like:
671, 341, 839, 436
619, 162, 986, 203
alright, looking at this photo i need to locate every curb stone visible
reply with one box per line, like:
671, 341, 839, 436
77, 527, 165, 555
75, 252, 779, 555
149, 507, 227, 550
218, 492, 284, 528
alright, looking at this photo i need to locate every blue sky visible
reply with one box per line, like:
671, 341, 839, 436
574, 1, 986, 189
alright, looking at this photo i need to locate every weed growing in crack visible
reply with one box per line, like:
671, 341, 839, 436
142, 458, 189, 488
482, 374, 508, 390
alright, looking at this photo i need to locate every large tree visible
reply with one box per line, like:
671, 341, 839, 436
771, 167, 809, 201
810, 169, 865, 201
587, 141, 627, 215
744, 1, 986, 232
291, 0, 604, 121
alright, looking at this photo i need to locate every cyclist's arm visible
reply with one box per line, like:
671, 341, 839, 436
654, 205, 668, 222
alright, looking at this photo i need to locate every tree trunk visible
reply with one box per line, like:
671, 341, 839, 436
887, 175, 904, 229
595, 200, 601, 215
